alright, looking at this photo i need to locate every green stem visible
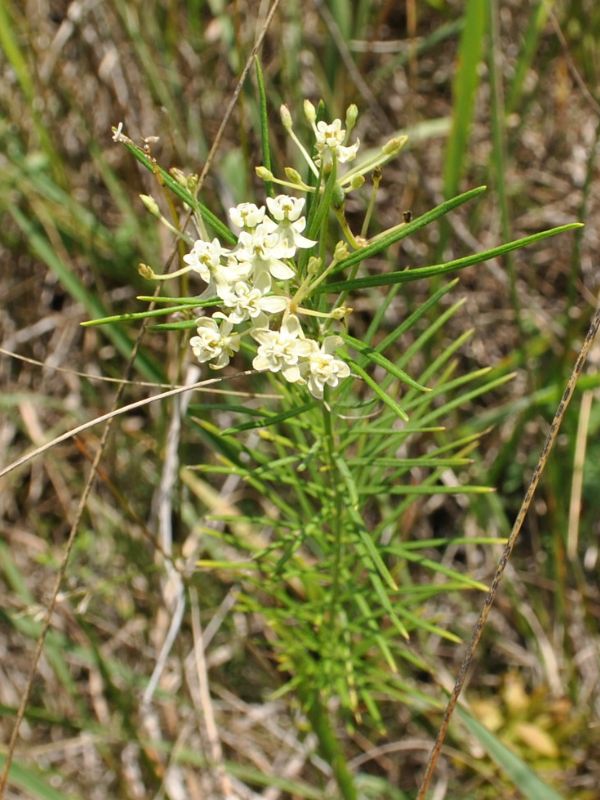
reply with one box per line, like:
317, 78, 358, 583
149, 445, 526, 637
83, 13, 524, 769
322, 404, 343, 626
304, 689, 358, 800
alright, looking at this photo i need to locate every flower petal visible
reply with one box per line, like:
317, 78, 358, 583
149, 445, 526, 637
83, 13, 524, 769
269, 260, 295, 280
261, 296, 288, 313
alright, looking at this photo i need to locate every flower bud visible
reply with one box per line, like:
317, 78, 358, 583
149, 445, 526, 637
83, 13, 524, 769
112, 122, 125, 142
331, 306, 353, 320
349, 174, 365, 190
256, 165, 274, 180
334, 241, 349, 261
307, 256, 322, 276
169, 167, 188, 186
284, 167, 303, 184
382, 135, 408, 155
138, 263, 156, 279
139, 194, 160, 217
345, 104, 358, 132
280, 104, 293, 129
303, 99, 316, 124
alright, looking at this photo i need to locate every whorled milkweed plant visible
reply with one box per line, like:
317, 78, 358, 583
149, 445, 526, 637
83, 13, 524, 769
87, 83, 580, 798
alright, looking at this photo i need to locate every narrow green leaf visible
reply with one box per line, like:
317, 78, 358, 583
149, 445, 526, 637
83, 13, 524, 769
120, 141, 236, 244
393, 605, 462, 643
406, 366, 494, 413
354, 526, 399, 592
150, 319, 199, 330
342, 426, 444, 436
366, 570, 409, 640
137, 294, 218, 304
306, 159, 337, 240
330, 186, 487, 275
343, 334, 430, 392
401, 537, 507, 549
361, 484, 493, 496
374, 279, 459, 354
81, 303, 203, 327
321, 223, 583, 293
221, 401, 315, 435
416, 372, 516, 427
353, 594, 397, 673
336, 458, 400, 596
349, 360, 409, 421
348, 457, 471, 468
385, 545, 489, 591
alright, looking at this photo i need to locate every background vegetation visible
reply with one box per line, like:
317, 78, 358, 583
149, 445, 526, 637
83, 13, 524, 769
1, 1, 599, 798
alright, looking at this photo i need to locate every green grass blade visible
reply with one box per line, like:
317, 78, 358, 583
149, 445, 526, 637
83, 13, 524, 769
506, 0, 554, 115
254, 56, 273, 197
6, 206, 162, 381
0, 3, 63, 180
457, 707, 565, 800
443, 0, 487, 199
0, 755, 82, 800
487, 0, 521, 338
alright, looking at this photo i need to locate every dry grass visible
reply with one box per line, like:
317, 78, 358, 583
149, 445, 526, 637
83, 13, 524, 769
1, 2, 599, 798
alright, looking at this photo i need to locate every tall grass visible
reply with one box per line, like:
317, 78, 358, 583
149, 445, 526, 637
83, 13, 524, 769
0, 3, 598, 798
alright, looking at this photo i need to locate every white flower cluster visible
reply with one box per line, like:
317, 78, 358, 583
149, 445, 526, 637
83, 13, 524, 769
187, 194, 350, 399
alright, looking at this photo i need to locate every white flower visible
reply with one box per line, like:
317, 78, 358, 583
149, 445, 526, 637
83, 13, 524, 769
219, 272, 287, 324
264, 195, 317, 251
314, 119, 359, 168
229, 202, 266, 230
252, 314, 312, 382
183, 238, 230, 285
217, 255, 253, 288
266, 195, 305, 223
235, 224, 295, 281
190, 317, 240, 369
306, 336, 350, 398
